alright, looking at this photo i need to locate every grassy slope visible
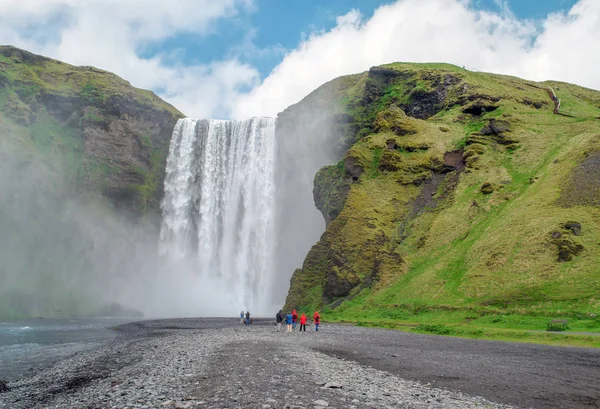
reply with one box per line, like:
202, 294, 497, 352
285, 63, 600, 346
0, 45, 184, 216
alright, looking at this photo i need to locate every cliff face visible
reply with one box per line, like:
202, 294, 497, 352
0, 46, 184, 219
283, 63, 600, 318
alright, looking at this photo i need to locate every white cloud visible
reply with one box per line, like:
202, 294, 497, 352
232, 0, 600, 118
0, 0, 258, 118
0, 0, 598, 120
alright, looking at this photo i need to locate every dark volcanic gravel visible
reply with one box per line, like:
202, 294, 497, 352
1, 318, 598, 409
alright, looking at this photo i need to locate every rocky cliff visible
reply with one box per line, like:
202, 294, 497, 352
0, 46, 184, 219
283, 63, 600, 319
0, 46, 184, 318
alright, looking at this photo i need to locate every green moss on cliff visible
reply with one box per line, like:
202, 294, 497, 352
284, 62, 600, 324
0, 46, 184, 217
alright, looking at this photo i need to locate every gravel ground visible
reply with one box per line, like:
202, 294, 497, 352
1, 318, 598, 409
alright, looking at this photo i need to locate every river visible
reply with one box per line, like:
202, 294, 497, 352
0, 318, 131, 381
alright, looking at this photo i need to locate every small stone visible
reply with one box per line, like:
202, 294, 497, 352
312, 400, 328, 407
323, 382, 342, 389
160, 401, 173, 407
314, 381, 327, 386
0, 380, 9, 393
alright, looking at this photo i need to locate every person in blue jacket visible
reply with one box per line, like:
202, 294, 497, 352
285, 311, 293, 333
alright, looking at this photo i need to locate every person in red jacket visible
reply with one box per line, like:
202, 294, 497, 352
313, 311, 321, 332
291, 309, 298, 330
299, 312, 307, 332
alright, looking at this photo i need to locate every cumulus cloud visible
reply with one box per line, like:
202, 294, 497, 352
0, 0, 258, 118
233, 0, 600, 118
0, 0, 598, 119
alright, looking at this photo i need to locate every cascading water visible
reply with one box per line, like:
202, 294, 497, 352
159, 118, 276, 313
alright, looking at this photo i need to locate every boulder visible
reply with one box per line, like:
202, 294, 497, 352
564, 221, 582, 236
481, 182, 494, 194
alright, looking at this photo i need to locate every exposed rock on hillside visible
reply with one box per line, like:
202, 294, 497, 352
0, 46, 184, 218
283, 62, 600, 317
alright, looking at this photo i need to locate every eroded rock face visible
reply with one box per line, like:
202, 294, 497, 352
558, 152, 600, 208
283, 61, 600, 315
552, 222, 585, 262
0, 46, 184, 219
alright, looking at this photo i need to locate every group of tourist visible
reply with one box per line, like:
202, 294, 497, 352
240, 310, 252, 325
276, 309, 321, 333
239, 309, 322, 332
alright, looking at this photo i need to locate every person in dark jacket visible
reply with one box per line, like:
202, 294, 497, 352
291, 309, 298, 330
245, 311, 251, 326
286, 311, 293, 333
276, 310, 283, 331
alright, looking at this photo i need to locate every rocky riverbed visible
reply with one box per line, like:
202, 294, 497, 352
0, 319, 515, 409
2, 318, 599, 409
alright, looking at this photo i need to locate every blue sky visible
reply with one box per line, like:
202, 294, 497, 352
148, 0, 580, 80
1, 0, 596, 118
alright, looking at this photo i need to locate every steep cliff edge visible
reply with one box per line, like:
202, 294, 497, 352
283, 63, 600, 321
0, 46, 184, 218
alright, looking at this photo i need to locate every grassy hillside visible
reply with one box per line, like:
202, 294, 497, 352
283, 62, 600, 343
0, 45, 184, 217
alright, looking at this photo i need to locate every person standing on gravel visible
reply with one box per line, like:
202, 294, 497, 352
299, 312, 307, 332
313, 311, 321, 332
240, 311, 244, 324
292, 309, 298, 330
276, 310, 283, 331
286, 311, 293, 333
245, 311, 251, 326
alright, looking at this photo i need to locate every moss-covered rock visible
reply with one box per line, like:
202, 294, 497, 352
481, 182, 494, 194
283, 61, 600, 318
314, 163, 351, 226
0, 46, 184, 219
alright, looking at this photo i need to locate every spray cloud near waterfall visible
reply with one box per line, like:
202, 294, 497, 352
0, 82, 342, 319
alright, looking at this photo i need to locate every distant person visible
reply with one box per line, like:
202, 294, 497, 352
276, 310, 283, 331
313, 311, 321, 332
299, 312, 307, 332
240, 311, 244, 324
292, 309, 298, 330
286, 311, 293, 333
245, 311, 251, 326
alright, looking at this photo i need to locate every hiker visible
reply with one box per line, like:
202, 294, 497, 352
291, 309, 298, 330
286, 311, 293, 333
276, 310, 283, 331
313, 311, 321, 332
299, 312, 307, 332
240, 311, 244, 324
245, 311, 251, 326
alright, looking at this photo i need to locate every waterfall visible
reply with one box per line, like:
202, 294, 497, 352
159, 118, 276, 312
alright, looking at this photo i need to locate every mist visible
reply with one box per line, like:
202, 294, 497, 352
271, 86, 353, 301
0, 82, 349, 320
0, 130, 242, 319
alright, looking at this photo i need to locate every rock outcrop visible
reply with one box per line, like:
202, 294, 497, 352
283, 62, 600, 318
0, 46, 184, 219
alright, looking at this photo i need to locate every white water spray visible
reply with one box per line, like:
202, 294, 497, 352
160, 118, 276, 313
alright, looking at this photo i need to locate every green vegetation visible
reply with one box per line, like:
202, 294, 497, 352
284, 62, 600, 347
0, 46, 184, 217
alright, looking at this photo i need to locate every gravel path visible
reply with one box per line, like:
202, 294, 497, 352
0, 318, 598, 409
